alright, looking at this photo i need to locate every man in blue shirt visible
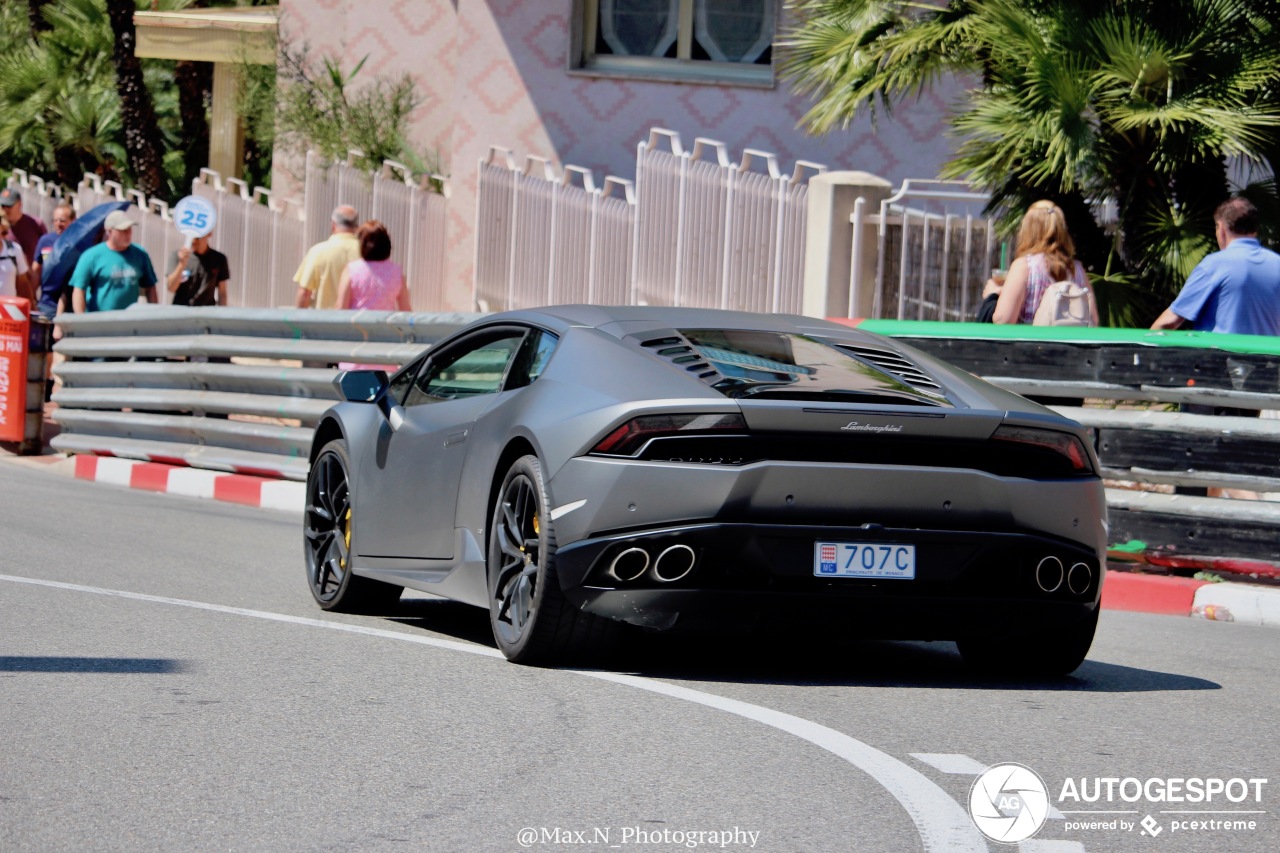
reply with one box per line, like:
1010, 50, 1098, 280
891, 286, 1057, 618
33, 203, 75, 316
70, 210, 158, 313
1152, 196, 1280, 335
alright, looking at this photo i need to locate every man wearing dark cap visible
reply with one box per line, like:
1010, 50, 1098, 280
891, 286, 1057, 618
0, 187, 48, 270
70, 210, 158, 313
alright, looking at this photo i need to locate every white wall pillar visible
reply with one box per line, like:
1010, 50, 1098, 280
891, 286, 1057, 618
802, 171, 893, 319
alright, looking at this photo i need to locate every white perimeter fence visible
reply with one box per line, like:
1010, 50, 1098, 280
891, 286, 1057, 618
6, 153, 449, 310
474, 128, 824, 315
9, 133, 1005, 320
472, 128, 1007, 319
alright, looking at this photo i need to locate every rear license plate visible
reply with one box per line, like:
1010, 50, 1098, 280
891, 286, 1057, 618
814, 542, 915, 579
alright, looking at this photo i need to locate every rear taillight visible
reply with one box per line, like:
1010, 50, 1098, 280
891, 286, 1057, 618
591, 413, 748, 456
991, 425, 1094, 474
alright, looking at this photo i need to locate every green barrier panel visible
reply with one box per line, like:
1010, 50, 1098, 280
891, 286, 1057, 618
839, 318, 1280, 357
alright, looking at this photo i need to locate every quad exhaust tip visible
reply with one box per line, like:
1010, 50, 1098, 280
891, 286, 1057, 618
605, 543, 698, 584
608, 547, 650, 582
1068, 562, 1092, 595
651, 544, 697, 583
1035, 556, 1064, 593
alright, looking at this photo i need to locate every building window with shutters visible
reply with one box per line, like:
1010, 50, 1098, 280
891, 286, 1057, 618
573, 0, 776, 87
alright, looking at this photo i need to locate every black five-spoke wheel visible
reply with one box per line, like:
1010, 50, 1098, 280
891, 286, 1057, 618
488, 455, 614, 664
491, 467, 541, 646
304, 439, 402, 613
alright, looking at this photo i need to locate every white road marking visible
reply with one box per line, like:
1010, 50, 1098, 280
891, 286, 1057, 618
0, 573, 501, 658
912, 752, 1067, 821
1, 572, 987, 853
911, 753, 989, 775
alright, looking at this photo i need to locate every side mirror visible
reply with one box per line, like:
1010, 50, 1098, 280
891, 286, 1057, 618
332, 369, 389, 403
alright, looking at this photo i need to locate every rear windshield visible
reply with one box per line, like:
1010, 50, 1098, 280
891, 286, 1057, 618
680, 329, 944, 405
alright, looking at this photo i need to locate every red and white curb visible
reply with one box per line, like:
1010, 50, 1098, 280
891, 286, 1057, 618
72, 455, 304, 513
1102, 571, 1280, 628
48, 454, 1280, 629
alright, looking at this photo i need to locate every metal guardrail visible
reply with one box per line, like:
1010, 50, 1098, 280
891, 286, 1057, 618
47, 309, 1280, 568
51, 307, 481, 479
853, 320, 1280, 567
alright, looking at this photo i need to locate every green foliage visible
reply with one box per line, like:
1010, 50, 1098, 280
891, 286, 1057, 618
781, 0, 1280, 325
256, 43, 428, 176
0, 0, 193, 197
2, 1, 437, 201
234, 51, 277, 189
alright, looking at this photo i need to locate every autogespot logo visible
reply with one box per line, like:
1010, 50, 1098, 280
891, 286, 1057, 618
969, 763, 1051, 843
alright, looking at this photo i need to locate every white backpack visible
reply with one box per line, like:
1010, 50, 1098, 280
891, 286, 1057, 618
1033, 280, 1092, 326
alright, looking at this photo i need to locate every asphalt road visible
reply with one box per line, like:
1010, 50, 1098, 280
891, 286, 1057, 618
2, 461, 1278, 853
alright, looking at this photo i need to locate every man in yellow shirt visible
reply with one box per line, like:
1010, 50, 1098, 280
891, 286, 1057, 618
294, 205, 360, 309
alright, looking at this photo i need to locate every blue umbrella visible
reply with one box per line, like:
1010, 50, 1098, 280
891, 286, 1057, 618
37, 200, 133, 318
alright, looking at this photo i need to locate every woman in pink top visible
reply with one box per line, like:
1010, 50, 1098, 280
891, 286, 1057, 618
336, 220, 412, 370
336, 220, 412, 312
986, 200, 1099, 325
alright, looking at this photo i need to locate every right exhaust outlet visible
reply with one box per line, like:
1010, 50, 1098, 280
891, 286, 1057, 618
651, 544, 696, 583
1068, 562, 1093, 595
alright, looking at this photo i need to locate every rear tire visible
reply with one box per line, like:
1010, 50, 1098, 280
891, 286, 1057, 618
487, 454, 615, 664
304, 439, 403, 613
957, 607, 1098, 677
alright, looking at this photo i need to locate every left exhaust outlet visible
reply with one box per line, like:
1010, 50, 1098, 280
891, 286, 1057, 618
608, 547, 650, 582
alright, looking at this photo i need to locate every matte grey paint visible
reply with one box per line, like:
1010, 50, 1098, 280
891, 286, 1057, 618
311, 306, 1107, 619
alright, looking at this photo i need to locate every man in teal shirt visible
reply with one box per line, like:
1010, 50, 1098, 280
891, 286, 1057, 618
71, 210, 158, 312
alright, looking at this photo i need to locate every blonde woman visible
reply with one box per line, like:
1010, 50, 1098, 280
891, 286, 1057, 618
985, 200, 1099, 325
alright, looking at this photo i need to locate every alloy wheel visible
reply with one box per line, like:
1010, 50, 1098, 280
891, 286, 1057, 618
491, 472, 541, 645
305, 449, 351, 603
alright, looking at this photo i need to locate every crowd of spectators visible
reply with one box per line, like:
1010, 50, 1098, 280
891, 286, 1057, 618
6, 194, 412, 322
5, 186, 1278, 341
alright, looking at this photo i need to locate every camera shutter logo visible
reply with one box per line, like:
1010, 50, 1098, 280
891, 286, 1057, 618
968, 763, 1050, 843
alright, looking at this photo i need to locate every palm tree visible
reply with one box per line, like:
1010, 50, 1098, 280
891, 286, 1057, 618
1, 0, 197, 196
0, 0, 126, 185
104, 0, 164, 195
27, 0, 51, 35
781, 0, 1280, 322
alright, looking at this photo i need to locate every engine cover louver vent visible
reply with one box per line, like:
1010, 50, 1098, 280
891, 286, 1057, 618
639, 335, 723, 382
836, 344, 944, 396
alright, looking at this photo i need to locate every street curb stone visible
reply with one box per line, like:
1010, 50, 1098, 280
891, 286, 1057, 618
70, 454, 304, 513
14, 451, 1280, 629
1102, 569, 1280, 628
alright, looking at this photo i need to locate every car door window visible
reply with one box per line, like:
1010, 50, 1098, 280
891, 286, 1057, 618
404, 331, 525, 406
387, 355, 426, 406
505, 329, 560, 390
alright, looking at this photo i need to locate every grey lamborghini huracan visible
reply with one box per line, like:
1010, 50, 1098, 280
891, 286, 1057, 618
304, 306, 1106, 674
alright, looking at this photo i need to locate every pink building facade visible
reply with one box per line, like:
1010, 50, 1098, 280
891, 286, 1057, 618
277, 1, 964, 311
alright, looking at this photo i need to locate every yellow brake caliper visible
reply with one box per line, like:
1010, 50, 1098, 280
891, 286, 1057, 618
342, 508, 352, 568
522, 513, 538, 562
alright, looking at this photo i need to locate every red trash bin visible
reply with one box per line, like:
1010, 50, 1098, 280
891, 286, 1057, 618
0, 296, 31, 447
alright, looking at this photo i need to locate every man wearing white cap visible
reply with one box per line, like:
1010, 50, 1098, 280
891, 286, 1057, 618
71, 209, 158, 313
